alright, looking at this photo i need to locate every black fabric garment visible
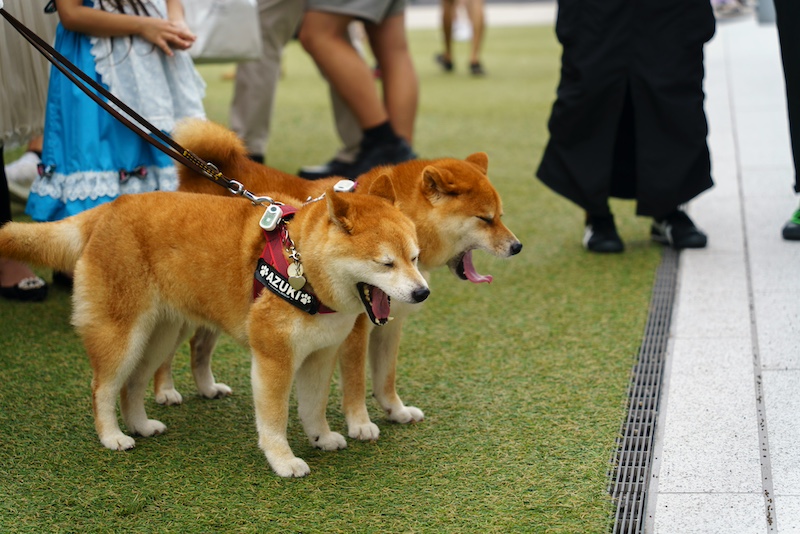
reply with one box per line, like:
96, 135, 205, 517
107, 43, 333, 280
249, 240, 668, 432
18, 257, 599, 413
1, 145, 12, 225
536, 0, 716, 217
774, 0, 800, 193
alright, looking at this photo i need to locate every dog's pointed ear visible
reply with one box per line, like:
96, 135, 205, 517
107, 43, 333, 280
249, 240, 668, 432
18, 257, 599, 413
326, 190, 354, 233
465, 152, 489, 174
423, 166, 459, 198
367, 174, 397, 204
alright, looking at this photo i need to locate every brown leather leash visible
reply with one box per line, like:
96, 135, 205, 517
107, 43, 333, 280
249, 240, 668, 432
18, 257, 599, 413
0, 7, 277, 206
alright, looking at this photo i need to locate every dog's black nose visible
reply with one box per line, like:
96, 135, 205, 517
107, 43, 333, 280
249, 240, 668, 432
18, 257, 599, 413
412, 287, 430, 303
510, 242, 523, 255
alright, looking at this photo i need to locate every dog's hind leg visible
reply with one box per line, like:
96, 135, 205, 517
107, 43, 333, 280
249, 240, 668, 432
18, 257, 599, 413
340, 315, 380, 440
369, 317, 425, 424
91, 372, 136, 451
154, 354, 182, 405
296, 347, 347, 451
153, 322, 194, 405
190, 326, 232, 399
85, 324, 151, 451
78, 286, 147, 450
120, 320, 185, 438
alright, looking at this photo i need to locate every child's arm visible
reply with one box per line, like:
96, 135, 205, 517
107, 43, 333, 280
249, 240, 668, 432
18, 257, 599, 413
165, 0, 195, 38
56, 0, 195, 56
166, 0, 186, 23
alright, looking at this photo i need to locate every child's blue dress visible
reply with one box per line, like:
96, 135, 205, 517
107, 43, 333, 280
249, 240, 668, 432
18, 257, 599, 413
27, 0, 206, 222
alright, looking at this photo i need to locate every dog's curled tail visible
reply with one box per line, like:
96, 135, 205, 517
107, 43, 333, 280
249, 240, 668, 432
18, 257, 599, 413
173, 118, 251, 195
0, 204, 109, 272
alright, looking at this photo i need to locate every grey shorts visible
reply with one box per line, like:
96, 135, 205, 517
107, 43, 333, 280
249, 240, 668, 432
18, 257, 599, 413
305, 0, 406, 24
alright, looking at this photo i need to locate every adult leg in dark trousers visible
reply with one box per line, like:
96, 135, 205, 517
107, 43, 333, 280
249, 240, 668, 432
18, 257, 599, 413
774, 0, 800, 240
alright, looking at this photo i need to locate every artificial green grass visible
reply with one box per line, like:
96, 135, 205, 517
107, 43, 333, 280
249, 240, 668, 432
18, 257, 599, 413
0, 26, 662, 533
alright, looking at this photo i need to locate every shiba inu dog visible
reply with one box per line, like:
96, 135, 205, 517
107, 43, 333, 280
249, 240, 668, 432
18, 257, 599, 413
156, 119, 522, 441
0, 181, 429, 477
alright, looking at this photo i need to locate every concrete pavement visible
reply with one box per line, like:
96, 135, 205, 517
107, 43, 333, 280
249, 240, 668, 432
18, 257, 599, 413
649, 14, 800, 534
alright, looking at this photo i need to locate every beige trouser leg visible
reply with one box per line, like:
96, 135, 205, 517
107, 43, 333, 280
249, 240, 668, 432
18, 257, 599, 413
229, 0, 304, 157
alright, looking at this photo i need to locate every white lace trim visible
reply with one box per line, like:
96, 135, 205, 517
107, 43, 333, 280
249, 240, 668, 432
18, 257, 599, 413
30, 165, 178, 202
88, 0, 206, 132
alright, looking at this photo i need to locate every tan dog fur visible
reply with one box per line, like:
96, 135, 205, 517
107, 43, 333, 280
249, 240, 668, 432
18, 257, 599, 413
0, 183, 429, 477
158, 119, 522, 440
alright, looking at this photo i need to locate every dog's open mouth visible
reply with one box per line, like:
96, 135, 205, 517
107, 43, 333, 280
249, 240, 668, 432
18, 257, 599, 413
448, 249, 493, 284
357, 282, 392, 325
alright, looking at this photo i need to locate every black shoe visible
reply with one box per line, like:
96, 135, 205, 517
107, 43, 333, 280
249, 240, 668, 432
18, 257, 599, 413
782, 206, 800, 241
469, 61, 486, 76
343, 139, 417, 180
651, 210, 707, 249
435, 53, 453, 72
583, 214, 624, 253
297, 158, 354, 180
0, 276, 48, 302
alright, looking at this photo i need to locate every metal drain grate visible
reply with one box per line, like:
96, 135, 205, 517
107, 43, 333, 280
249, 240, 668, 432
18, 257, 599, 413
608, 247, 679, 533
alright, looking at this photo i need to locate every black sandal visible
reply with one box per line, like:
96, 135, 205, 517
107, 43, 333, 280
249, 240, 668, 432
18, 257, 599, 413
469, 61, 486, 76
0, 276, 48, 302
435, 53, 454, 72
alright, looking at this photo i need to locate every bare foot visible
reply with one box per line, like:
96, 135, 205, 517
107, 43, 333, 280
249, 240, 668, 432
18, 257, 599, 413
0, 257, 39, 288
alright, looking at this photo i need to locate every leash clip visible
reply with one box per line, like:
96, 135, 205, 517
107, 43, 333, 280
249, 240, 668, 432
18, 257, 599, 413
227, 179, 245, 196
246, 192, 280, 207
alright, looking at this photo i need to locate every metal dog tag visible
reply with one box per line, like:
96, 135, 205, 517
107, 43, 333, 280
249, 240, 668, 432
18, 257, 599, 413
287, 263, 306, 290
259, 204, 283, 231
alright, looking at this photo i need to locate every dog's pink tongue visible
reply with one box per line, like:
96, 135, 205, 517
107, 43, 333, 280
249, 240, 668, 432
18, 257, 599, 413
372, 287, 391, 320
462, 250, 493, 284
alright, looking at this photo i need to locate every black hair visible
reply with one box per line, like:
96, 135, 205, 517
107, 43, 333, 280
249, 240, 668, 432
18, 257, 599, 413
97, 0, 152, 16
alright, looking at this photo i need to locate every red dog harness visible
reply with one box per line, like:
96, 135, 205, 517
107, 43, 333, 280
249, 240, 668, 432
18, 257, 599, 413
252, 205, 334, 314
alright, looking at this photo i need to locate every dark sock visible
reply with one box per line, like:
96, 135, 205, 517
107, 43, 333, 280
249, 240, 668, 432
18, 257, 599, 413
585, 211, 613, 224
361, 121, 399, 149
32, 150, 43, 159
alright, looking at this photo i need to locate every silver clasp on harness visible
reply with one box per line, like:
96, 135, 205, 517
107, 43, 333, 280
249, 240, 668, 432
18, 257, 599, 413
226, 178, 282, 207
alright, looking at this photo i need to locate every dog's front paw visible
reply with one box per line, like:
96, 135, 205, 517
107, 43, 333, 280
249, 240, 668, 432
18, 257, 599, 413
387, 405, 424, 424
311, 431, 347, 451
155, 388, 183, 406
130, 419, 167, 437
199, 382, 233, 399
100, 433, 136, 451
270, 457, 311, 478
348, 422, 380, 441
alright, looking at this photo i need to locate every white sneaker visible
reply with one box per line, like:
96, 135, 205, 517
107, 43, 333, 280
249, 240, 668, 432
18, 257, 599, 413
5, 151, 40, 202
453, 19, 472, 42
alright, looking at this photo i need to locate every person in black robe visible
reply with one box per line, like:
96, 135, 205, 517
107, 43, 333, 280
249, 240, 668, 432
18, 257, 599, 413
774, 0, 800, 241
536, 0, 716, 252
